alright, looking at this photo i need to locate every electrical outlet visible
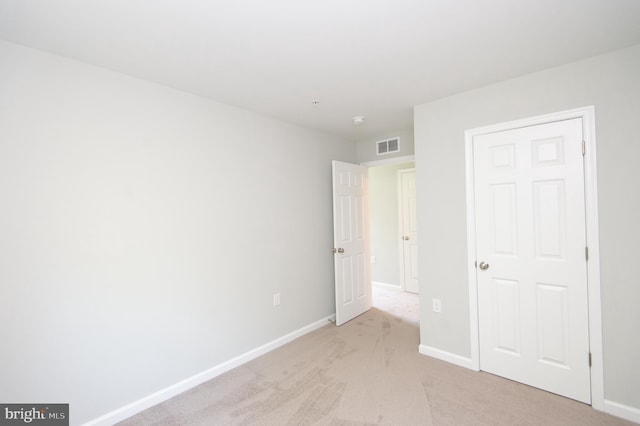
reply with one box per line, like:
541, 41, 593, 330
273, 293, 280, 307
432, 298, 442, 313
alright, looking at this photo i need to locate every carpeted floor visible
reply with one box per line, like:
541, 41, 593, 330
118, 287, 633, 425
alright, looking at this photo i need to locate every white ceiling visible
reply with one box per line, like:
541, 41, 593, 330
1, 0, 640, 141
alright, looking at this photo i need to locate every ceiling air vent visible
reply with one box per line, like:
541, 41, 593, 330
377, 137, 400, 155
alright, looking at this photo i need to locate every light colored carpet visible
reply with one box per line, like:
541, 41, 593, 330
118, 287, 633, 425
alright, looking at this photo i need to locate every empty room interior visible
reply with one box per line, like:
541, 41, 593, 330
1, 1, 640, 425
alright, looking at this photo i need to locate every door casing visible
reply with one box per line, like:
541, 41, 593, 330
464, 106, 603, 410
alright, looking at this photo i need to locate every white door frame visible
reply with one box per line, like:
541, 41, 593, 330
464, 106, 604, 410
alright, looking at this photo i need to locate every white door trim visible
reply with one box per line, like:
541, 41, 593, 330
464, 106, 603, 410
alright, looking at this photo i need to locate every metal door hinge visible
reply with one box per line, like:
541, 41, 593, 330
589, 352, 592, 367
582, 141, 586, 156
585, 246, 589, 261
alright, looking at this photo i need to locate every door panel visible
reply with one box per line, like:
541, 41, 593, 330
490, 183, 518, 255
536, 282, 569, 366
332, 161, 371, 326
533, 180, 565, 259
493, 277, 520, 355
474, 118, 590, 403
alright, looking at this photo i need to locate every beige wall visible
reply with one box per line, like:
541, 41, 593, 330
414, 44, 640, 412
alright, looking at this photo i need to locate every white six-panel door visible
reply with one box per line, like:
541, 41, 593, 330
332, 161, 372, 326
474, 118, 591, 403
399, 169, 419, 294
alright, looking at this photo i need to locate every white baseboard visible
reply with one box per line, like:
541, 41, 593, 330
604, 399, 640, 424
83, 315, 335, 426
418, 344, 476, 371
372, 281, 402, 291
418, 348, 640, 423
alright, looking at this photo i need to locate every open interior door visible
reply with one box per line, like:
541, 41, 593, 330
332, 161, 372, 326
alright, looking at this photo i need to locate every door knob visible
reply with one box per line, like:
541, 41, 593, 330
403, 236, 409, 240
333, 248, 345, 253
479, 261, 489, 270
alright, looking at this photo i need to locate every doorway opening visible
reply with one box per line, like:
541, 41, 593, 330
331, 155, 417, 326
364, 156, 418, 309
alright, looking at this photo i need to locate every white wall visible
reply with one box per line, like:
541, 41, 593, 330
0, 41, 355, 424
369, 162, 415, 287
414, 44, 640, 413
